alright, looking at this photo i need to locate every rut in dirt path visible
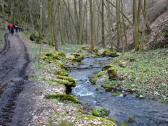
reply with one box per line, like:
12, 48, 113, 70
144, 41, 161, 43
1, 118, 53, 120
0, 33, 31, 126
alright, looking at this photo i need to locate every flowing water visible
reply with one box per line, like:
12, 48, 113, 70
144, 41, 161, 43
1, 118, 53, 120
70, 57, 168, 126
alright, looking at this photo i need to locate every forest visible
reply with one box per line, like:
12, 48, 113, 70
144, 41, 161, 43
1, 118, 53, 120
0, 0, 168, 126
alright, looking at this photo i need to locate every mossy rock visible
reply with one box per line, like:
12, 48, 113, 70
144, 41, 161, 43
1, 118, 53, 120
90, 76, 98, 85
58, 120, 74, 126
67, 53, 84, 63
90, 71, 106, 85
92, 107, 110, 117
55, 70, 69, 76
79, 114, 116, 126
42, 52, 66, 63
102, 84, 113, 92
102, 80, 120, 92
72, 53, 84, 62
97, 71, 107, 78
107, 67, 117, 80
54, 78, 72, 86
56, 75, 76, 87
103, 64, 114, 71
45, 94, 80, 104
81, 46, 90, 50
118, 61, 128, 68
98, 49, 119, 57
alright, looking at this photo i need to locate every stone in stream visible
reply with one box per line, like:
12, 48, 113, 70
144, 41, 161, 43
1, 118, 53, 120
92, 106, 110, 117
98, 49, 119, 57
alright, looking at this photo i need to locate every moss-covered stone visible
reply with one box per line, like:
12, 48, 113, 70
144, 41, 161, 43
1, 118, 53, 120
102, 80, 120, 92
54, 78, 72, 86
72, 53, 84, 62
81, 46, 90, 51
90, 71, 107, 85
54, 75, 76, 94
79, 114, 116, 126
55, 70, 69, 77
56, 75, 76, 87
42, 52, 66, 64
97, 71, 107, 78
58, 120, 74, 126
67, 53, 84, 63
92, 107, 110, 117
45, 94, 80, 104
90, 76, 98, 85
103, 64, 114, 71
107, 67, 117, 80
98, 49, 119, 57
102, 83, 113, 92
118, 61, 128, 68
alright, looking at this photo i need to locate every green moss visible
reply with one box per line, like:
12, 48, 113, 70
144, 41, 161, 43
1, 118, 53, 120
42, 52, 66, 63
118, 61, 128, 68
102, 80, 120, 92
107, 67, 117, 80
56, 75, 76, 87
55, 70, 69, 77
58, 120, 74, 126
72, 53, 84, 62
102, 84, 113, 92
45, 94, 80, 104
90, 76, 98, 85
97, 71, 107, 78
81, 46, 90, 51
103, 64, 114, 71
92, 107, 110, 117
90, 71, 106, 85
52, 79, 70, 85
98, 49, 119, 57
79, 114, 116, 126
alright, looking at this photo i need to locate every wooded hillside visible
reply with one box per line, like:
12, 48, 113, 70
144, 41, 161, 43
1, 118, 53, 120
0, 0, 167, 51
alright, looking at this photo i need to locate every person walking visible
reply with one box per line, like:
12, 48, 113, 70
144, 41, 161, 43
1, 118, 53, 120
8, 23, 15, 35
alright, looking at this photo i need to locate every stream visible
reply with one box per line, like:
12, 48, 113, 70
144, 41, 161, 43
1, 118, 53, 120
70, 57, 168, 126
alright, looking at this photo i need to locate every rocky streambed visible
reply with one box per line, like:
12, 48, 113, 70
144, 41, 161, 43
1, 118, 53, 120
70, 57, 168, 126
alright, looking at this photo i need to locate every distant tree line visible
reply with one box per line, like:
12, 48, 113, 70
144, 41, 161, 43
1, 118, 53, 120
0, 0, 167, 51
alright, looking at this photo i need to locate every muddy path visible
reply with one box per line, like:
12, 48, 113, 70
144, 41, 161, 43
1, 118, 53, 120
0, 33, 31, 126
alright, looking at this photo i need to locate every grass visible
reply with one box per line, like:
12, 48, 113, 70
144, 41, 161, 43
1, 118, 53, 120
110, 49, 168, 102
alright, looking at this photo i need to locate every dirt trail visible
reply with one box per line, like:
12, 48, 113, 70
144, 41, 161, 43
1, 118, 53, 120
0, 33, 31, 126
